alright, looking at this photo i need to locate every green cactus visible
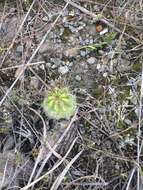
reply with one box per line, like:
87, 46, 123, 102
42, 87, 76, 120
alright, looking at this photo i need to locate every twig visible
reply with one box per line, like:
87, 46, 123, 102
137, 56, 143, 190
126, 168, 136, 190
0, 61, 45, 71
34, 110, 78, 181
50, 150, 82, 190
20, 138, 79, 190
27, 107, 62, 185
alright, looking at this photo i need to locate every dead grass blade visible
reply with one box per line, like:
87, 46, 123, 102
50, 150, 83, 190
20, 137, 78, 190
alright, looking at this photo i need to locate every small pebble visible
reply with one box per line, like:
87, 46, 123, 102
80, 50, 86, 57
58, 66, 69, 75
100, 28, 108, 35
87, 57, 96, 64
68, 62, 73, 67
51, 58, 62, 66
97, 63, 101, 70
46, 62, 52, 67
51, 64, 58, 69
75, 75, 81, 81
16, 45, 23, 53
89, 39, 94, 44
85, 39, 89, 44
42, 16, 49, 22
30, 76, 39, 89
103, 72, 108, 78
39, 64, 45, 70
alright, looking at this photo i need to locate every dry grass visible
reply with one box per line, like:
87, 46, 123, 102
0, 0, 143, 189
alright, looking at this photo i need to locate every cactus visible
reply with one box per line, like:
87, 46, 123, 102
42, 87, 76, 120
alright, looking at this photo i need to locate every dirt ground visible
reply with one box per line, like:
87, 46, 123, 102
0, 0, 143, 189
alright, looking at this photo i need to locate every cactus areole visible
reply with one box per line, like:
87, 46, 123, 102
42, 87, 76, 120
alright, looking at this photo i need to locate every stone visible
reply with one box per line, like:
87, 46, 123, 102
58, 66, 69, 75
75, 75, 81, 81
42, 16, 49, 22
46, 62, 52, 67
80, 50, 86, 57
16, 45, 23, 53
51, 58, 62, 66
87, 57, 96, 64
30, 76, 39, 89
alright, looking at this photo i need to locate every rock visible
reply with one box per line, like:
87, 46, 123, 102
16, 45, 23, 53
87, 57, 96, 64
103, 72, 108, 78
89, 39, 94, 44
68, 62, 73, 67
75, 75, 81, 81
46, 62, 52, 68
80, 50, 86, 57
30, 76, 39, 89
42, 16, 49, 22
51, 58, 62, 66
58, 66, 69, 75
100, 28, 108, 35
97, 63, 101, 70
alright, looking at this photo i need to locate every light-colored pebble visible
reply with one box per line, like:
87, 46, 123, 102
97, 63, 101, 70
87, 57, 96, 64
58, 66, 69, 75
75, 75, 81, 81
46, 62, 52, 67
80, 50, 86, 57
16, 45, 23, 53
30, 76, 39, 89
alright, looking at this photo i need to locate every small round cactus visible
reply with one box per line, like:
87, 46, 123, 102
42, 87, 76, 120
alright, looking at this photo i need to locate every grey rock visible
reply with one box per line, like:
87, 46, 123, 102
75, 75, 81, 81
85, 39, 89, 44
46, 62, 52, 67
51, 58, 62, 66
68, 62, 73, 67
30, 76, 39, 89
80, 50, 86, 57
89, 39, 94, 44
51, 64, 58, 69
42, 16, 49, 22
87, 57, 96, 64
16, 45, 23, 53
58, 66, 69, 75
